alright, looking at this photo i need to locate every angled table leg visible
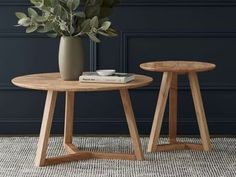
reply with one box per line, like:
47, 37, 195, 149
169, 73, 178, 144
36, 89, 142, 167
120, 89, 144, 160
64, 92, 75, 151
35, 91, 58, 167
188, 72, 212, 151
147, 72, 212, 152
147, 72, 173, 152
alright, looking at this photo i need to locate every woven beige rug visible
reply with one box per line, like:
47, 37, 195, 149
0, 137, 235, 177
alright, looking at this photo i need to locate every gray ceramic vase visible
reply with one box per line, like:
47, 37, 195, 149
58, 36, 84, 81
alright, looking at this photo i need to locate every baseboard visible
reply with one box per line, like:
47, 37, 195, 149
0, 121, 235, 135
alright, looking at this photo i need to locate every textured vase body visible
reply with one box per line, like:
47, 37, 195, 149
59, 36, 84, 81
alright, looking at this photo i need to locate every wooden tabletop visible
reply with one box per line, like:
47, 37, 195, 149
12, 73, 153, 92
140, 61, 216, 73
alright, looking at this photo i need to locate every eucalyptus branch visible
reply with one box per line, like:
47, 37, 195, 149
70, 9, 73, 36
15, 0, 120, 42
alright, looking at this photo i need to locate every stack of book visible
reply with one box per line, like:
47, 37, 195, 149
79, 72, 135, 84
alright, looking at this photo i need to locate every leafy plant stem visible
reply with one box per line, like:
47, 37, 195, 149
70, 9, 73, 36
15, 0, 120, 42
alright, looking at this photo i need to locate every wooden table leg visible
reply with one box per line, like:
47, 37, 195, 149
35, 91, 58, 167
64, 92, 75, 150
147, 72, 173, 152
169, 73, 178, 144
120, 89, 144, 160
35, 90, 142, 166
188, 72, 212, 151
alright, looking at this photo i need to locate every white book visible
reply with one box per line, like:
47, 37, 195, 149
79, 72, 135, 84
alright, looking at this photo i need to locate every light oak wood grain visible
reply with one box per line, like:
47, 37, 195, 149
141, 61, 214, 152
169, 73, 178, 144
64, 144, 136, 160
156, 143, 204, 152
44, 153, 92, 166
41, 144, 137, 166
64, 92, 75, 146
12, 73, 153, 92
35, 91, 58, 167
147, 72, 173, 152
188, 72, 212, 151
12, 73, 152, 166
120, 89, 144, 160
140, 61, 215, 73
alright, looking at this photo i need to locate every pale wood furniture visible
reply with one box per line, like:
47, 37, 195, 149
12, 73, 153, 167
140, 61, 216, 152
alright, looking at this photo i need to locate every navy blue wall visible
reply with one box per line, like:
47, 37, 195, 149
0, 0, 236, 135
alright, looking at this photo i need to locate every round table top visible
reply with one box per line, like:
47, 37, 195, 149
140, 61, 216, 73
12, 73, 153, 92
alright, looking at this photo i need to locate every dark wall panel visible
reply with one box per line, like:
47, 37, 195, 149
0, 0, 236, 135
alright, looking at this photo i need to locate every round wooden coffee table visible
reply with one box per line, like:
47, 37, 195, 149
12, 73, 153, 167
140, 61, 216, 152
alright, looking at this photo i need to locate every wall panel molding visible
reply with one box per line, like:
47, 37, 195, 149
121, 31, 236, 91
0, 119, 235, 134
2, 0, 236, 6
90, 41, 98, 71
0, 35, 93, 90
121, 1, 236, 7
0, 32, 49, 38
0, 0, 235, 135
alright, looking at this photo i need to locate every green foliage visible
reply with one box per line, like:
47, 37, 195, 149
15, 0, 119, 42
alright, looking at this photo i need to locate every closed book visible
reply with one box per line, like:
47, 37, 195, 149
79, 72, 135, 84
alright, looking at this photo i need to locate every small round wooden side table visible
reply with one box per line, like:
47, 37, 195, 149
12, 73, 153, 167
140, 61, 216, 152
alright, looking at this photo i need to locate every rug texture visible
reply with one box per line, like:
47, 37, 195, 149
0, 137, 235, 177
